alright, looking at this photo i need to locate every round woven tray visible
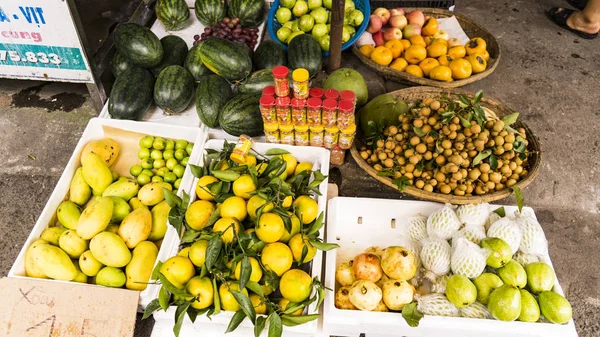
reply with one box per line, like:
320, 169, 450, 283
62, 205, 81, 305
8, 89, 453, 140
350, 87, 541, 204
352, 8, 501, 88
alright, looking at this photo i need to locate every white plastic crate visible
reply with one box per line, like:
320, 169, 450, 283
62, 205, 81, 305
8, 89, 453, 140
8, 117, 208, 311
150, 139, 330, 337
323, 197, 578, 337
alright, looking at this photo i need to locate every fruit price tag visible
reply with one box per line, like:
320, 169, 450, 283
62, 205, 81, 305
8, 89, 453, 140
0, 278, 138, 337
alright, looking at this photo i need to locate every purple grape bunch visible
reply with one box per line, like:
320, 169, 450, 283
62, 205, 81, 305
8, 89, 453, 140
193, 17, 259, 49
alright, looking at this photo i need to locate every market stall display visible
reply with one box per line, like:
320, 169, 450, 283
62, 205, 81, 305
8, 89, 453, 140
352, 8, 500, 88
351, 86, 540, 204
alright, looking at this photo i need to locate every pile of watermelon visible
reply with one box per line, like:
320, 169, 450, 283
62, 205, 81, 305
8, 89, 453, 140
109, 21, 324, 137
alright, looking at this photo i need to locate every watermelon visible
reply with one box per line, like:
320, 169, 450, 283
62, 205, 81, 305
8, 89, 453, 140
154, 65, 195, 114
287, 35, 322, 78
253, 40, 286, 70
199, 38, 252, 82
196, 75, 233, 128
195, 0, 226, 26
323, 68, 369, 106
109, 68, 154, 120
219, 94, 263, 136
156, 0, 190, 31
184, 43, 213, 83
228, 0, 265, 27
111, 52, 136, 78
151, 35, 189, 76
237, 69, 273, 94
114, 23, 163, 68
359, 93, 408, 137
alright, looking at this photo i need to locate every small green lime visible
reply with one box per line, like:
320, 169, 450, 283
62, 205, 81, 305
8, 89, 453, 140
130, 165, 143, 177
137, 174, 151, 186
186, 143, 194, 155
153, 159, 166, 169
139, 135, 154, 148
175, 139, 188, 150
166, 158, 178, 170
138, 148, 150, 159
141, 158, 154, 169
173, 164, 185, 178
153, 137, 165, 150
151, 149, 163, 160
152, 176, 164, 183
164, 172, 177, 183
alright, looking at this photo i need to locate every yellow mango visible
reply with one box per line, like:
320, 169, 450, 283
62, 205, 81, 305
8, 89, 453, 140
56, 201, 81, 230
125, 241, 158, 290
81, 138, 120, 167
89, 232, 132, 268
69, 167, 91, 206
149, 200, 171, 241
77, 196, 114, 240
40, 226, 67, 246
129, 197, 147, 211
138, 182, 169, 206
96, 267, 126, 288
58, 230, 88, 259
103, 179, 139, 201
82, 153, 113, 195
109, 196, 131, 223
29, 243, 77, 281
72, 261, 89, 283
25, 240, 49, 279
79, 250, 104, 277
106, 224, 120, 234
118, 208, 152, 249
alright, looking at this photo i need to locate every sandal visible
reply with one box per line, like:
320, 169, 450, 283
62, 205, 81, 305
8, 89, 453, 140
548, 7, 598, 39
567, 0, 586, 10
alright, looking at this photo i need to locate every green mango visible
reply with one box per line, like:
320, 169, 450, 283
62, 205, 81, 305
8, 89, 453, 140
58, 230, 88, 259
125, 241, 158, 290
69, 167, 91, 206
102, 178, 139, 201
89, 232, 131, 268
57, 201, 81, 230
29, 243, 77, 281
118, 208, 152, 249
79, 250, 104, 277
109, 196, 131, 223
72, 261, 89, 283
40, 227, 68, 246
82, 153, 113, 195
77, 197, 114, 240
138, 182, 169, 206
96, 267, 126, 288
149, 200, 171, 241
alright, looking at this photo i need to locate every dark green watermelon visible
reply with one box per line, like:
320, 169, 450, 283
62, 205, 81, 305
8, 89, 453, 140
196, 75, 233, 128
184, 43, 213, 83
111, 52, 136, 78
219, 93, 263, 136
237, 69, 273, 94
154, 65, 195, 114
151, 35, 189, 76
109, 68, 154, 120
228, 0, 265, 27
287, 34, 322, 78
114, 23, 163, 68
156, 0, 190, 31
194, 0, 226, 26
199, 38, 252, 82
253, 40, 286, 70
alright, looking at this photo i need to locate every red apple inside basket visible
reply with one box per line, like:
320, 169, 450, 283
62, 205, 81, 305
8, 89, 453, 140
373, 8, 391, 25
383, 28, 403, 41
367, 14, 383, 33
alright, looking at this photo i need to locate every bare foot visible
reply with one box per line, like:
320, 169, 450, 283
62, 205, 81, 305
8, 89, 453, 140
565, 9, 600, 34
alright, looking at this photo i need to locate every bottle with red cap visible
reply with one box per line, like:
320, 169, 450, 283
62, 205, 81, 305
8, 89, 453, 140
307, 97, 322, 126
322, 98, 338, 128
260, 96, 276, 123
272, 66, 290, 97
262, 86, 276, 97
276, 96, 292, 125
337, 100, 356, 129
324, 88, 339, 101
309, 87, 324, 99
339, 90, 356, 105
291, 98, 307, 126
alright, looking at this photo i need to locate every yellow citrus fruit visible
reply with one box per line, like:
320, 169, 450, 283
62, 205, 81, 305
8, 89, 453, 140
250, 293, 267, 315
261, 242, 293, 276
256, 213, 285, 243
247, 195, 274, 219
389, 58, 408, 72
213, 217, 241, 244
288, 233, 317, 264
448, 45, 466, 59
359, 44, 375, 57
189, 239, 209, 267
279, 213, 301, 243
280, 269, 313, 303
219, 161, 230, 170
245, 228, 256, 234
261, 282, 274, 296
232, 174, 256, 200
400, 39, 411, 50
279, 298, 303, 315
294, 195, 319, 224
404, 45, 427, 65
278, 154, 298, 177
449, 58, 473, 79
438, 54, 454, 66
178, 247, 190, 257
185, 200, 215, 230
219, 281, 248, 312
409, 35, 426, 47
159, 256, 195, 288
370, 46, 393, 66
419, 58, 440, 77
430, 65, 453, 82
426, 42, 447, 58
245, 155, 257, 166
220, 196, 247, 221
466, 53, 487, 73
234, 257, 263, 282
282, 195, 293, 208
195, 176, 219, 201
257, 162, 268, 175
294, 162, 313, 176
185, 276, 213, 309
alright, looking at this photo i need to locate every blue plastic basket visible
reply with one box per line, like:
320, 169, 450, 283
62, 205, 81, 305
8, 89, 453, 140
267, 0, 370, 56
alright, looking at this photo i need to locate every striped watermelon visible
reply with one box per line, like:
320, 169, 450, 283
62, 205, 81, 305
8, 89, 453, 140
219, 93, 263, 136
109, 68, 154, 120
114, 23, 163, 67
151, 35, 188, 76
194, 0, 226, 26
287, 34, 322, 78
253, 40, 287, 70
237, 69, 274, 94
228, 0, 265, 27
184, 43, 213, 83
196, 75, 233, 128
154, 65, 195, 114
199, 38, 252, 82
111, 52, 136, 78
156, 0, 190, 31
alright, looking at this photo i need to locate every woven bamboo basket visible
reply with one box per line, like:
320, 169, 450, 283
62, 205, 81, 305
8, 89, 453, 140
352, 8, 501, 88
350, 87, 541, 204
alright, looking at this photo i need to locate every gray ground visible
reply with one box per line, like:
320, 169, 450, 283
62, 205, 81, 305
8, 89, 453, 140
0, 0, 598, 335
